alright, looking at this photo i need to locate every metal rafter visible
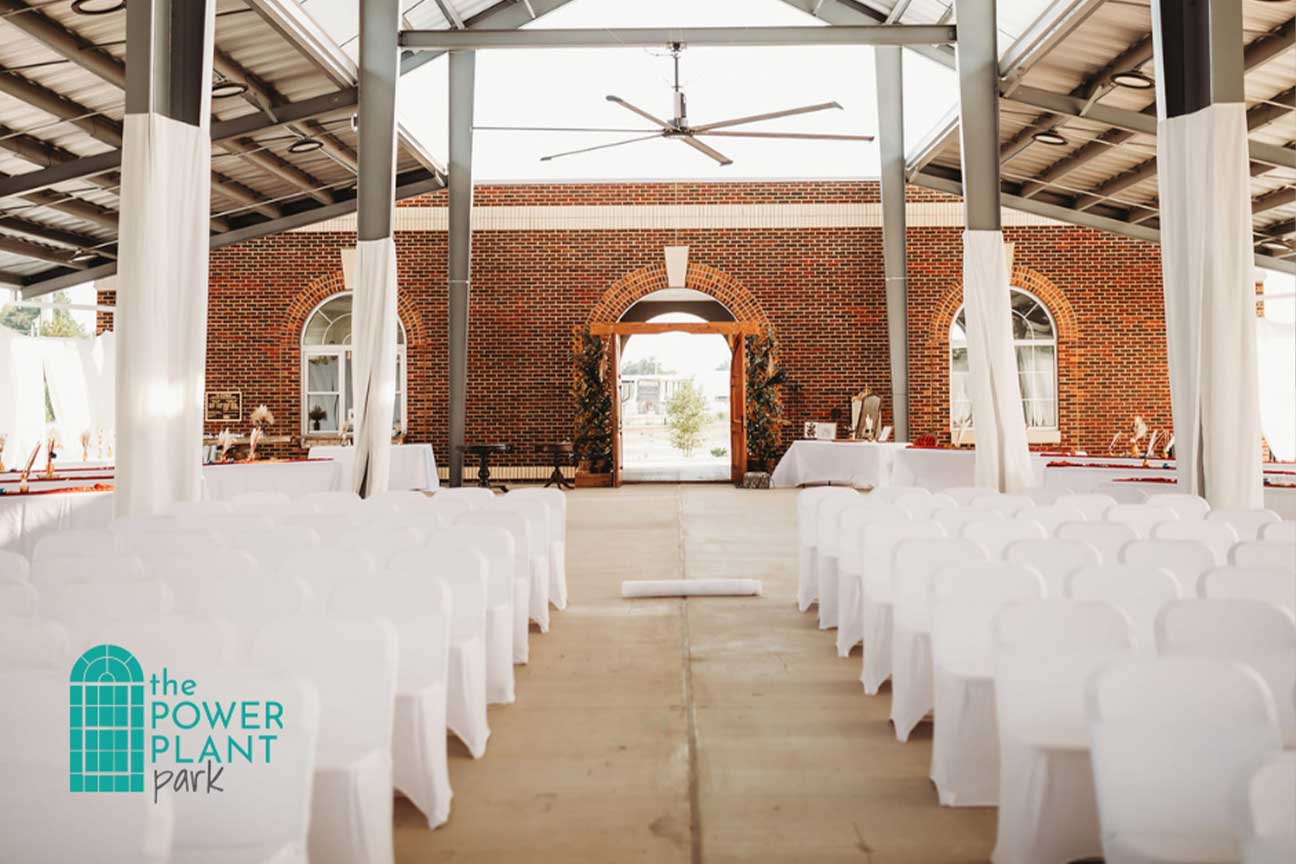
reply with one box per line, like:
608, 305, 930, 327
400, 24, 958, 50
400, 0, 580, 75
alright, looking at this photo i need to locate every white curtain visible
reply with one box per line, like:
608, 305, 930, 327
113, 9, 215, 516
962, 231, 1034, 492
1257, 316, 1295, 462
0, 328, 47, 468
40, 338, 92, 453
78, 332, 116, 442
350, 237, 399, 497
1158, 103, 1263, 508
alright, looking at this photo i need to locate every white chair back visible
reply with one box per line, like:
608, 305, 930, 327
81, 614, 238, 670
1156, 598, 1296, 746
1086, 659, 1282, 864
1120, 539, 1216, 596
837, 505, 907, 577
933, 506, 1005, 535
414, 547, 488, 643
892, 538, 988, 633
153, 549, 257, 612
861, 485, 928, 505
170, 498, 230, 517
942, 486, 985, 505
330, 572, 452, 693
1065, 564, 1180, 653
423, 526, 516, 608
178, 513, 274, 534
276, 512, 362, 538
1260, 521, 1296, 544
32, 529, 121, 567
1004, 538, 1101, 596
0, 582, 37, 617
0, 617, 70, 670
296, 490, 363, 513
227, 490, 294, 515
116, 527, 224, 559
1055, 493, 1118, 520
861, 520, 947, 602
493, 496, 551, 560
1012, 504, 1085, 535
41, 581, 174, 643
818, 494, 866, 556
931, 562, 1045, 677
960, 518, 1046, 558
1207, 508, 1282, 542
508, 487, 566, 542
434, 487, 498, 510
1198, 566, 1295, 616
455, 511, 530, 585
1145, 492, 1210, 520
1021, 487, 1066, 506
1232, 752, 1296, 860
169, 564, 308, 646
1105, 503, 1179, 538
969, 493, 1034, 515
227, 527, 320, 573
1056, 521, 1137, 563
1230, 540, 1296, 573
796, 486, 853, 546
333, 524, 423, 565
278, 546, 376, 610
896, 492, 958, 520
32, 554, 147, 589
0, 550, 29, 583
1154, 517, 1240, 564
360, 489, 429, 517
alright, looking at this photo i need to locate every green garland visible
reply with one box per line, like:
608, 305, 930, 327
571, 328, 613, 474
745, 328, 786, 471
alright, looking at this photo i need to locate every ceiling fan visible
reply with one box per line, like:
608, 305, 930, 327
475, 44, 874, 165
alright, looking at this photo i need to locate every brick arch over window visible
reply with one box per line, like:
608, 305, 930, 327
282, 271, 427, 347
587, 263, 770, 327
927, 266, 1078, 346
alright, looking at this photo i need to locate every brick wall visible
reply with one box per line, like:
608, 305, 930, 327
102, 181, 1172, 467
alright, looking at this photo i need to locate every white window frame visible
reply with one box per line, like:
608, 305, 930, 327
300, 291, 407, 440
949, 286, 1061, 445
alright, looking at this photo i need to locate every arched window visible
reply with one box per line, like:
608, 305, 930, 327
949, 287, 1059, 440
70, 644, 145, 793
301, 292, 407, 438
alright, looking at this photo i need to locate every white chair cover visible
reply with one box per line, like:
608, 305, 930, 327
991, 599, 1135, 864
228, 490, 294, 515
41, 581, 173, 643
942, 486, 985, 505
296, 490, 363, 514
960, 518, 1045, 558
835, 504, 903, 657
455, 510, 533, 664
490, 497, 552, 633
815, 494, 865, 631
333, 524, 423, 567
1156, 598, 1296, 747
227, 527, 321, 574
330, 573, 455, 828
0, 616, 70, 670
1120, 539, 1216, 596
1260, 521, 1296, 544
170, 499, 231, 518
81, 613, 237, 670
1056, 521, 1138, 564
1199, 566, 1295, 616
278, 512, 364, 539
177, 513, 273, 534
434, 487, 497, 510
0, 549, 31, 583
1145, 492, 1210, 520
970, 493, 1034, 515
861, 485, 929, 505
895, 492, 959, 521
151, 549, 256, 611
1207, 508, 1282, 542
509, 487, 568, 610
1233, 752, 1296, 864
859, 520, 947, 694
1231, 540, 1296, 573
1105, 503, 1179, 539
278, 547, 377, 612
165, 559, 308, 648
796, 487, 858, 612
1087, 659, 1282, 864
1021, 487, 1066, 506
1055, 493, 1118, 520
32, 553, 147, 589
1065, 564, 1181, 655
116, 525, 225, 560
1154, 517, 1240, 564
0, 581, 38, 617
32, 528, 122, 568
252, 616, 398, 864
889, 538, 988, 741
930, 561, 1045, 806
360, 489, 429, 515
1009, 504, 1085, 536
933, 506, 1005, 536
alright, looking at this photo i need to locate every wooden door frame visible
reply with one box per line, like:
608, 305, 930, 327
592, 320, 761, 486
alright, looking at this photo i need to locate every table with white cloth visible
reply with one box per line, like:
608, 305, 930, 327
201, 459, 343, 500
0, 490, 113, 557
308, 443, 439, 491
889, 448, 981, 490
769, 441, 907, 488
1089, 476, 1296, 520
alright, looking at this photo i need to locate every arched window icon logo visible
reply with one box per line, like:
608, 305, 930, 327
69, 644, 145, 793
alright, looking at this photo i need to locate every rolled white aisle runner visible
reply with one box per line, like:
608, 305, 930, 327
622, 579, 763, 598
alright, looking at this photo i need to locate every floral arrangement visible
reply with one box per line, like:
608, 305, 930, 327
745, 328, 787, 472
80, 429, 91, 462
308, 405, 328, 431
246, 427, 262, 463
250, 404, 275, 430
44, 424, 60, 478
0, 432, 7, 472
571, 328, 613, 474
217, 428, 236, 462
95, 428, 104, 461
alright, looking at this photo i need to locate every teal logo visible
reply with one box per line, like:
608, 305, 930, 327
69, 644, 145, 793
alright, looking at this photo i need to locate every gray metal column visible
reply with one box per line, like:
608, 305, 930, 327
875, 45, 910, 442
125, 0, 209, 123
954, 0, 1002, 229
357, 0, 399, 243
447, 50, 476, 487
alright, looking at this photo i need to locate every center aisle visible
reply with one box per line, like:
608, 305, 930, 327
395, 485, 995, 863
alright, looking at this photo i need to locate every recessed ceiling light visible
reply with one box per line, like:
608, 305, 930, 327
1111, 71, 1154, 90
212, 80, 248, 100
1032, 130, 1068, 146
1261, 241, 1291, 253
288, 138, 325, 154
71, 0, 125, 14
69, 251, 97, 264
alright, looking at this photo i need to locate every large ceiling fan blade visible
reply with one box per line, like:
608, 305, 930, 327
606, 95, 675, 130
698, 130, 875, 142
678, 135, 733, 166
691, 101, 842, 133
539, 133, 662, 162
476, 125, 661, 133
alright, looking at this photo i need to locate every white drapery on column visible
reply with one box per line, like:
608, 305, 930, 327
0, 328, 47, 465
1257, 316, 1295, 462
113, 11, 215, 517
1157, 103, 1262, 508
350, 237, 399, 497
962, 231, 1033, 492
40, 338, 92, 451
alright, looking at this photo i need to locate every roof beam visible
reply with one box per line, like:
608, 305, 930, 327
0, 216, 106, 252
433, 0, 466, 29
401, 0, 581, 76
0, 232, 87, 268
399, 25, 958, 51
1252, 186, 1296, 216
1248, 87, 1294, 132
0, 0, 126, 88
776, 0, 956, 69
0, 66, 122, 148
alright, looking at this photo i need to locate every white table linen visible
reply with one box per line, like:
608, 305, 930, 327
0, 490, 113, 557
770, 441, 906, 488
202, 460, 342, 501
309, 443, 438, 491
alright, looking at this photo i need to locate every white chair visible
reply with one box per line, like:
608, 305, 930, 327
942, 486, 985, 505
296, 490, 363, 514
227, 527, 321, 574
507, 487, 568, 610
1055, 493, 1118, 520
859, 519, 947, 695
492, 496, 553, 633
815, 493, 865, 631
278, 547, 377, 611
167, 562, 309, 648
0, 550, 30, 583
1121, 539, 1216, 596
1021, 487, 1066, 506
31, 528, 121, 568
1095, 481, 1150, 505
41, 581, 173, 643
84, 613, 237, 671
0, 617, 70, 670
960, 518, 1045, 558
1199, 566, 1296, 616
1065, 564, 1181, 654
895, 492, 958, 520
1005, 538, 1101, 596
835, 504, 904, 657
152, 549, 257, 612
228, 490, 294, 515
1208, 508, 1282, 542
0, 581, 37, 617
991, 599, 1135, 864
333, 524, 423, 567
433, 487, 497, 510
969, 493, 1034, 515
1056, 521, 1138, 563
330, 573, 455, 829
1145, 492, 1210, 520
1233, 752, 1296, 864
797, 486, 858, 612
168, 670, 319, 864
116, 526, 225, 559
1154, 517, 1240, 564
1231, 540, 1296, 574
1260, 521, 1296, 544
1013, 504, 1085, 536
32, 553, 147, 589
277, 512, 363, 539
170, 498, 231, 518
860, 485, 928, 505
1156, 598, 1296, 747
933, 506, 1005, 536
930, 561, 1045, 806
889, 538, 988, 742
360, 489, 429, 518
455, 510, 533, 664
1105, 503, 1179, 538
177, 513, 274, 534
252, 616, 398, 864
1087, 658, 1282, 864
420, 525, 517, 704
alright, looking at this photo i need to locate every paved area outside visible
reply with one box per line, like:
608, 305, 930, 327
395, 485, 996, 863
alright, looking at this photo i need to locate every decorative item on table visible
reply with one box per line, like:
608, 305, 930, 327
250, 404, 275, 430
1142, 430, 1161, 467
217, 427, 236, 463
0, 432, 6, 472
18, 441, 40, 494
43, 424, 60, 478
953, 416, 972, 447
812, 422, 837, 441
105, 431, 113, 460
80, 429, 91, 462
95, 428, 104, 461
1109, 415, 1148, 457
878, 426, 892, 443
1163, 433, 1175, 460
910, 434, 937, 448
246, 426, 262, 463
849, 387, 883, 441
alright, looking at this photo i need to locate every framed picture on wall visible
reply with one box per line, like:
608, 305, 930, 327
205, 391, 242, 423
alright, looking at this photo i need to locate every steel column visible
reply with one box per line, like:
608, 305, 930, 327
447, 50, 477, 487
954, 0, 1002, 230
875, 45, 909, 441
358, 0, 400, 242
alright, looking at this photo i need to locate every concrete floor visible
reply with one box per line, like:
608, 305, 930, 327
395, 485, 996, 863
